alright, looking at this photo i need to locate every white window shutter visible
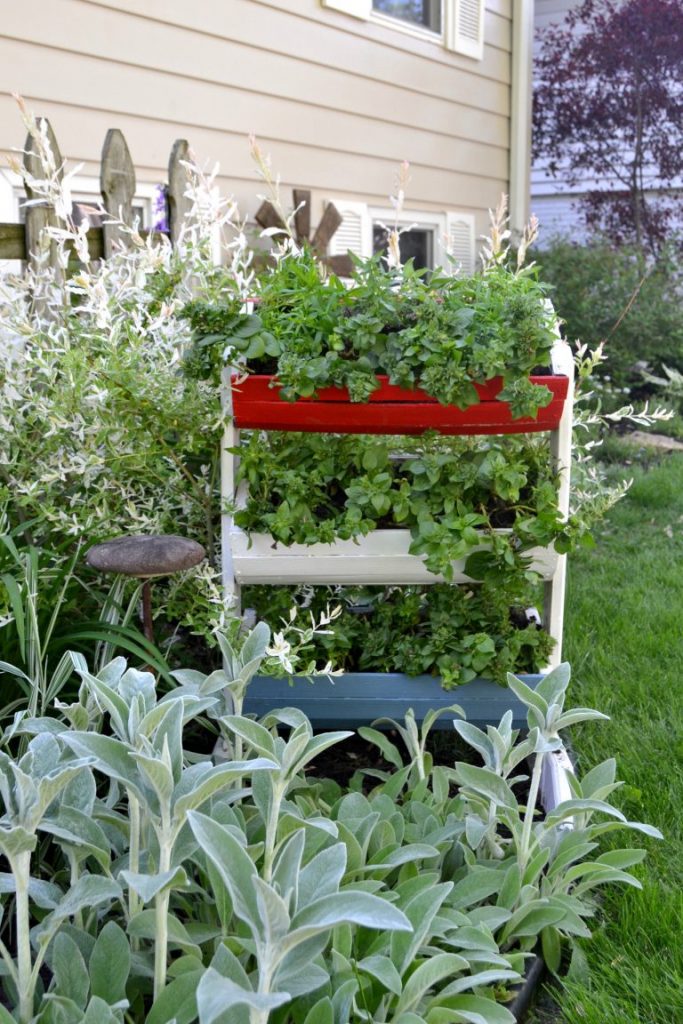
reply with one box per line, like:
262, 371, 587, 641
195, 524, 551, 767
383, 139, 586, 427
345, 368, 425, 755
327, 200, 373, 259
446, 0, 485, 60
444, 212, 476, 275
321, 0, 372, 19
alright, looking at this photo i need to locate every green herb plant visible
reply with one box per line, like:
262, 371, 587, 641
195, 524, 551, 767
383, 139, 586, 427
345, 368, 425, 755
185, 197, 558, 419
243, 583, 554, 688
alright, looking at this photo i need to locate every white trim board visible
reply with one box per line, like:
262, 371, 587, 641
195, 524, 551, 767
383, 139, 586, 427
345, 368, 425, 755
229, 526, 559, 585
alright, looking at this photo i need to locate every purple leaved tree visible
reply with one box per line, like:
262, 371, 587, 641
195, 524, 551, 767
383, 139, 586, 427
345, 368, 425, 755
533, 0, 683, 254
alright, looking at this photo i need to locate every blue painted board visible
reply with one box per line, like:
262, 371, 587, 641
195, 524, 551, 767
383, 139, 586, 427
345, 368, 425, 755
243, 672, 541, 729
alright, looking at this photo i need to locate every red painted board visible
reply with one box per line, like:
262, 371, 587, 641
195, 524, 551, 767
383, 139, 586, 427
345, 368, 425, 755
231, 374, 569, 435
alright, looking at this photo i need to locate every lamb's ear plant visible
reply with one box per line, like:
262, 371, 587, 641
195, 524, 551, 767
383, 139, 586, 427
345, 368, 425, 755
38, 923, 131, 1024
221, 708, 353, 881
189, 811, 412, 1024
359, 705, 464, 786
327, 848, 520, 1024
453, 663, 663, 971
171, 621, 272, 760
59, 658, 278, 999
0, 733, 116, 1024
0, 626, 665, 1023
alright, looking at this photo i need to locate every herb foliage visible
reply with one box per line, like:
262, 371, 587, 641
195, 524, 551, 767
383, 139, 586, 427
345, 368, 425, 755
185, 248, 558, 417
244, 584, 553, 688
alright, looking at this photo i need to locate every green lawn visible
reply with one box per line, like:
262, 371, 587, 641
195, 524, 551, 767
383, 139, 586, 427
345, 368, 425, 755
541, 453, 683, 1023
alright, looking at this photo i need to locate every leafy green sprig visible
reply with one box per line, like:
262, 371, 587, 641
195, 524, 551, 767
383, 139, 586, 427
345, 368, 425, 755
243, 584, 554, 687
184, 245, 558, 416
233, 430, 567, 580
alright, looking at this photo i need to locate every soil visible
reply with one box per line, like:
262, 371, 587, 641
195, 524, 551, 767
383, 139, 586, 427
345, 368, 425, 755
305, 726, 473, 788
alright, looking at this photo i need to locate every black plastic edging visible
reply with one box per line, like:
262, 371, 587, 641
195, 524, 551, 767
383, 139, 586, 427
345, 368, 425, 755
509, 955, 546, 1023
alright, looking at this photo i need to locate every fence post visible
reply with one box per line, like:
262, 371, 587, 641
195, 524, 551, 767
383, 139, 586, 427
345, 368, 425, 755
100, 128, 135, 256
168, 139, 192, 246
23, 117, 63, 277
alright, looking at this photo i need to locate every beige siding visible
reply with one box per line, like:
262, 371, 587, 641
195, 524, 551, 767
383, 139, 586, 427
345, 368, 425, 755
0, 0, 513, 236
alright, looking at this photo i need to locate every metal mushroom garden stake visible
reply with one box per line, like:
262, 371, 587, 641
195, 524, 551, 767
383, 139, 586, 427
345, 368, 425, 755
85, 534, 206, 645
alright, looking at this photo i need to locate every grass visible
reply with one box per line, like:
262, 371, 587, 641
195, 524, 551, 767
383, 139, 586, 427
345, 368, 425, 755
536, 452, 683, 1023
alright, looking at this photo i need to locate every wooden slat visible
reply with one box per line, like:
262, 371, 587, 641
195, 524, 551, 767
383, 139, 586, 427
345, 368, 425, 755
254, 199, 287, 234
243, 672, 543, 728
100, 128, 136, 256
325, 253, 354, 277
167, 138, 192, 245
23, 117, 63, 277
0, 225, 165, 262
0, 223, 28, 260
230, 527, 559, 585
311, 201, 342, 253
292, 188, 311, 244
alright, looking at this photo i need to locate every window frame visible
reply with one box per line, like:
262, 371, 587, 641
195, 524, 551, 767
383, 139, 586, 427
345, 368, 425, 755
321, 0, 485, 59
328, 200, 476, 277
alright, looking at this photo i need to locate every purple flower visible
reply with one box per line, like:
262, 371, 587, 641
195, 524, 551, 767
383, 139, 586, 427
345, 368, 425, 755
153, 184, 169, 234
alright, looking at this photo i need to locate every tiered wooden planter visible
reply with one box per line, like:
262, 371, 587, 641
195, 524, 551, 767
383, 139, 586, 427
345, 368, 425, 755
231, 373, 569, 435
222, 337, 574, 726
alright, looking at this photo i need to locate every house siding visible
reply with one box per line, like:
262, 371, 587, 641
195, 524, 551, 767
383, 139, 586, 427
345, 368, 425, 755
533, 0, 683, 241
0, 0, 513, 238
532, 0, 579, 237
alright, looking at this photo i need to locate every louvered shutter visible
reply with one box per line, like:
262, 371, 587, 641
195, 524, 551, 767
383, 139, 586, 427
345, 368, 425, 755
445, 212, 476, 275
327, 200, 373, 261
446, 0, 485, 60
321, 0, 372, 19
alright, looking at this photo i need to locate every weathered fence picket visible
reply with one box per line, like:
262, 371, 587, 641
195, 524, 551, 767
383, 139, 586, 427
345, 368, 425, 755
23, 119, 64, 277
0, 117, 191, 263
1, 116, 348, 266
167, 138, 192, 245
100, 128, 136, 257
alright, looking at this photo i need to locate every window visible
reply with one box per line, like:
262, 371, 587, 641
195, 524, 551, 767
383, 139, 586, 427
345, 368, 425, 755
372, 223, 434, 270
328, 200, 476, 276
321, 0, 485, 59
68, 198, 150, 230
372, 0, 441, 34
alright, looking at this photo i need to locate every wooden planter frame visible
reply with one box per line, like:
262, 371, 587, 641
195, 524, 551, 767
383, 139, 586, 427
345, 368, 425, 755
231, 373, 569, 435
221, 333, 574, 725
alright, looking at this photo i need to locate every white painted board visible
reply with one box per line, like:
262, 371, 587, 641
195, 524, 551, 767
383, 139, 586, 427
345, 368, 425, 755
230, 526, 559, 585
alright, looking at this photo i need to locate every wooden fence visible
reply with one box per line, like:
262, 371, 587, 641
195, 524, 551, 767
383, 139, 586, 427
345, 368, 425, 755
0, 117, 352, 275
0, 119, 192, 267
